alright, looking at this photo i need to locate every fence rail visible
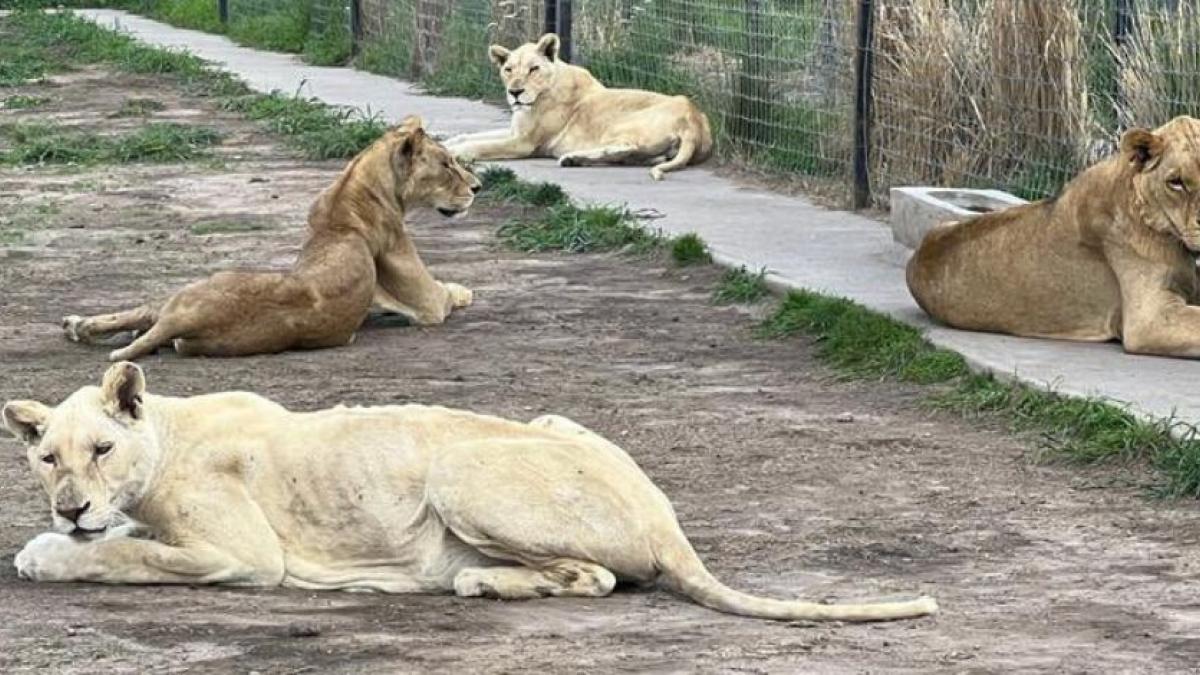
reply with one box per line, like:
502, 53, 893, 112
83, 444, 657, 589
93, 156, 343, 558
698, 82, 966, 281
141, 0, 1200, 208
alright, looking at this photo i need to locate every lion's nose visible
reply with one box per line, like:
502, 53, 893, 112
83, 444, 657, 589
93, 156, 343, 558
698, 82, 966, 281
508, 88, 525, 98
471, 183, 482, 194
56, 501, 90, 523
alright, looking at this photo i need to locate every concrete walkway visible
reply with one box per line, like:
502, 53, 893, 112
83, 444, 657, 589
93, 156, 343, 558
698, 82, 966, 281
80, 9, 1200, 428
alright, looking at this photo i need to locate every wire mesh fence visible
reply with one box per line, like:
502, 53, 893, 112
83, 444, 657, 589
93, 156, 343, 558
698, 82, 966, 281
128, 0, 1200, 208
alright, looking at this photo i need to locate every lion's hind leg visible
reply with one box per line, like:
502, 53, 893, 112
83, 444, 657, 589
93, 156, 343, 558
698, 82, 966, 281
557, 144, 639, 168
453, 560, 617, 600
63, 304, 159, 345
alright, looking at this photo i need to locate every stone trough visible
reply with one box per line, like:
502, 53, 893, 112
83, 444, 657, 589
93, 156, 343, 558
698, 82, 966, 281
889, 187, 1027, 249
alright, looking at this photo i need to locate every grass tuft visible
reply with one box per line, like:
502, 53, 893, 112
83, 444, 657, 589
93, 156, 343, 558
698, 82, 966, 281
712, 266, 769, 305
479, 168, 660, 254
479, 167, 568, 207
758, 289, 1200, 497
0, 122, 220, 165
757, 290, 968, 383
670, 233, 711, 266
0, 12, 383, 161
1, 93, 50, 109
110, 97, 166, 117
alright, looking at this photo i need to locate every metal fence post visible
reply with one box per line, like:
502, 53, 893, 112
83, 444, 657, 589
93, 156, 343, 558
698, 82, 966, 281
852, 0, 875, 209
1113, 0, 1132, 47
544, 0, 557, 36
732, 0, 769, 146
218, 0, 228, 25
349, 0, 363, 56
556, 0, 573, 62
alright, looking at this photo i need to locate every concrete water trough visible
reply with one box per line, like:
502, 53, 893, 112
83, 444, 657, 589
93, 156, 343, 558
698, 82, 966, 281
889, 187, 1027, 249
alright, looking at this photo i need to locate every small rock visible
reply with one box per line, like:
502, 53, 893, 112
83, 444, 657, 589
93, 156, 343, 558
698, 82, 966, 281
248, 176, 269, 183
286, 623, 322, 638
835, 412, 855, 423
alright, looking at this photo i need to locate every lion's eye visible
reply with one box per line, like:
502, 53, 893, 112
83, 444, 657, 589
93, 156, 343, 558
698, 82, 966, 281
529, 65, 540, 73
504, 67, 513, 74
40, 454, 56, 466
1168, 177, 1188, 192
94, 441, 114, 457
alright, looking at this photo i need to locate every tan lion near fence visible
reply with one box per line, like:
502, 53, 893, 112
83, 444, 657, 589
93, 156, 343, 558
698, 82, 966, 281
908, 116, 1200, 358
61, 116, 479, 361
443, 33, 713, 181
3, 362, 937, 623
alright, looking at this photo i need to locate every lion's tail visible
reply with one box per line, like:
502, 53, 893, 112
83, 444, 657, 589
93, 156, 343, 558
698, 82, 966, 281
649, 102, 713, 180
656, 535, 938, 622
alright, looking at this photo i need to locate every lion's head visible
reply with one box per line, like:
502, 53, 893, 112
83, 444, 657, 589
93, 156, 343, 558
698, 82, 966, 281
3, 363, 160, 537
386, 116, 481, 218
488, 33, 562, 109
1122, 115, 1200, 251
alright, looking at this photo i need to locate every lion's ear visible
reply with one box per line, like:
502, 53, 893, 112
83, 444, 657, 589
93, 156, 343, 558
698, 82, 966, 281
100, 361, 145, 421
1121, 128, 1165, 172
399, 115, 424, 133
489, 44, 511, 67
536, 33, 560, 62
2, 400, 51, 446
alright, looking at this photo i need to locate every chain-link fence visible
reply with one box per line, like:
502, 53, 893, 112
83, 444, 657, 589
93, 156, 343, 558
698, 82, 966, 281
130, 0, 1200, 208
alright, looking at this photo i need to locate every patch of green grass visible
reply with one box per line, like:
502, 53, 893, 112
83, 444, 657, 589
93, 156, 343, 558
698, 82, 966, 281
189, 220, 271, 235
712, 266, 769, 305
757, 289, 1200, 497
479, 167, 568, 207
482, 168, 660, 254
2, 93, 50, 109
0, 12, 384, 161
110, 97, 166, 117
670, 233, 711, 266
498, 203, 661, 254
757, 290, 968, 383
303, 25, 353, 67
228, 8, 310, 54
144, 0, 224, 34
220, 91, 385, 159
0, 122, 220, 165
0, 229, 27, 245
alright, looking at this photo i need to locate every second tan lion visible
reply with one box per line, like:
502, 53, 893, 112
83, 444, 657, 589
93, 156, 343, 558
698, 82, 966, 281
444, 33, 712, 181
62, 116, 481, 361
908, 116, 1200, 358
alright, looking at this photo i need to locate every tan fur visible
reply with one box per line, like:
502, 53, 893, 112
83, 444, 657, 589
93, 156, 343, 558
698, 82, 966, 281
2, 363, 937, 623
444, 33, 712, 181
61, 116, 480, 361
908, 116, 1200, 357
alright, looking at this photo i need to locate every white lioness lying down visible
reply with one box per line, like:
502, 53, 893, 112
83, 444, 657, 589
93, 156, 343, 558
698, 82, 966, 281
444, 33, 713, 181
3, 364, 937, 623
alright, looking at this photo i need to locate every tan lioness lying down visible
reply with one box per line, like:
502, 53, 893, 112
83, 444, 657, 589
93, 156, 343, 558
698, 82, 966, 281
2, 363, 937, 623
909, 116, 1200, 358
444, 33, 712, 181
61, 116, 479, 361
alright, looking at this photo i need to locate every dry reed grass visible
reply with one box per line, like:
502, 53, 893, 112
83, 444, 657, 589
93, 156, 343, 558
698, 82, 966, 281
871, 0, 1093, 201
1116, 0, 1200, 129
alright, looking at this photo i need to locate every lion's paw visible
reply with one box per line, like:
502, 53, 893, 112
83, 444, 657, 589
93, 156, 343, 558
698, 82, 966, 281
649, 167, 666, 181
444, 283, 474, 309
63, 315, 85, 342
453, 569, 498, 598
15, 532, 78, 582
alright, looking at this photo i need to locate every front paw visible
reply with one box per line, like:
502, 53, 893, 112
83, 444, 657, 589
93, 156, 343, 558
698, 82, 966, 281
63, 315, 84, 342
443, 283, 474, 309
15, 533, 79, 582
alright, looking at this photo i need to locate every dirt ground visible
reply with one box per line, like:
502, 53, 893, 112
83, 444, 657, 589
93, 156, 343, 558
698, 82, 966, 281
2, 66, 1200, 675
